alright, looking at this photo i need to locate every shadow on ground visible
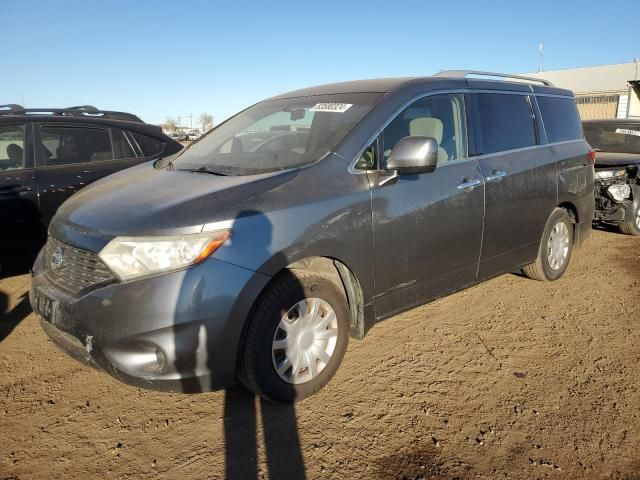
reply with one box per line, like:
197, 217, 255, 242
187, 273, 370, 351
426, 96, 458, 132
223, 386, 306, 479
0, 291, 31, 342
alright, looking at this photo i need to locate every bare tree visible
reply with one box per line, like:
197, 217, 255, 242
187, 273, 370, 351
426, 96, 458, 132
162, 117, 178, 133
199, 113, 214, 132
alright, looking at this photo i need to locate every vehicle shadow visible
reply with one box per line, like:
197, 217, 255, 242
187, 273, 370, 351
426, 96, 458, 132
0, 257, 33, 280
173, 209, 307, 479
0, 292, 31, 342
592, 222, 624, 235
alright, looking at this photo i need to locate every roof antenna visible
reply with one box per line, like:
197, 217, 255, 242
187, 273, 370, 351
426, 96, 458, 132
538, 43, 544, 73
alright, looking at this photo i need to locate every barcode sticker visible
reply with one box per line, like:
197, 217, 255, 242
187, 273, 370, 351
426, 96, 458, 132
615, 128, 640, 137
310, 103, 353, 113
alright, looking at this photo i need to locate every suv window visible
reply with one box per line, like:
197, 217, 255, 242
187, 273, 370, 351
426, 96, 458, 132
112, 129, 138, 159
0, 125, 26, 171
474, 94, 536, 154
39, 126, 114, 166
537, 96, 583, 143
381, 93, 467, 166
131, 132, 164, 157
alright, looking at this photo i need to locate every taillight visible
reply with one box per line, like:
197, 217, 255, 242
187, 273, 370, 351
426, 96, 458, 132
588, 149, 597, 164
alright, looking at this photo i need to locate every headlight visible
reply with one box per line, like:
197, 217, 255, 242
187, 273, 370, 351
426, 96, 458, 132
99, 230, 231, 281
595, 169, 626, 179
607, 184, 631, 202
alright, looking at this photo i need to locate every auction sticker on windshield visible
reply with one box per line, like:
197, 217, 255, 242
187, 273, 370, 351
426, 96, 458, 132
310, 103, 353, 113
615, 128, 640, 137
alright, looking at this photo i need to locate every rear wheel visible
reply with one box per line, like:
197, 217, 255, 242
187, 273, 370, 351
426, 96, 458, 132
522, 208, 574, 282
619, 199, 640, 236
238, 271, 349, 403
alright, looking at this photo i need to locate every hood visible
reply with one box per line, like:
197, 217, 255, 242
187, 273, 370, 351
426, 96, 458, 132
594, 152, 640, 168
55, 162, 299, 236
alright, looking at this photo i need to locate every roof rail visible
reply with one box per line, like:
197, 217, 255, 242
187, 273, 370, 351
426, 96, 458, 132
0, 104, 26, 113
434, 70, 554, 87
0, 105, 144, 123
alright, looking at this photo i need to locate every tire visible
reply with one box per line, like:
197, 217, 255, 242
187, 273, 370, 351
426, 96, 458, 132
522, 208, 574, 282
238, 270, 349, 403
619, 199, 640, 236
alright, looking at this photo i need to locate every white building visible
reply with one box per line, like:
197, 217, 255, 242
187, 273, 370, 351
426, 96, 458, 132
523, 62, 640, 120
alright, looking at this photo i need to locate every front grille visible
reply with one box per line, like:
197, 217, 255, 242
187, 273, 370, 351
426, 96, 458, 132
44, 237, 116, 295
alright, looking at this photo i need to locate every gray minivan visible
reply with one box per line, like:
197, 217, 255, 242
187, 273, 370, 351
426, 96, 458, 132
30, 71, 595, 402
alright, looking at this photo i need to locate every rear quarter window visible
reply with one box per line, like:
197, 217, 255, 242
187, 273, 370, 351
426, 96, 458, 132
474, 93, 536, 155
537, 96, 583, 143
131, 132, 164, 157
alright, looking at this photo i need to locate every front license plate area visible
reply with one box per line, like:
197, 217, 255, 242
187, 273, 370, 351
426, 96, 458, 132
35, 288, 59, 325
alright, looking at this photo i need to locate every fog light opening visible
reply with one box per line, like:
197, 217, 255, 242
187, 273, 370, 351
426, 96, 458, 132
104, 341, 167, 376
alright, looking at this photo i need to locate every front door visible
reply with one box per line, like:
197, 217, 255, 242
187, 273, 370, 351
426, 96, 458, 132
367, 93, 485, 320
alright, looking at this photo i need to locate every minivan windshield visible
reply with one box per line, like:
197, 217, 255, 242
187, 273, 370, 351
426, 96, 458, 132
170, 92, 382, 175
584, 123, 640, 155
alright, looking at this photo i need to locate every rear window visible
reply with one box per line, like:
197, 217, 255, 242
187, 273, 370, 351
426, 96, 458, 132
583, 123, 640, 154
474, 94, 536, 155
537, 96, 583, 143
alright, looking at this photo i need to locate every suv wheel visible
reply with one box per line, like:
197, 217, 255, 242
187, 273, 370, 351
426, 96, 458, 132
619, 199, 640, 236
238, 271, 349, 403
522, 208, 574, 282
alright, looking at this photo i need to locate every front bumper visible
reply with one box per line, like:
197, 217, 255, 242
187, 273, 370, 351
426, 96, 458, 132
31, 249, 270, 392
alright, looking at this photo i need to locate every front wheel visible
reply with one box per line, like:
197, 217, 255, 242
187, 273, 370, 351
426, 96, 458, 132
619, 199, 640, 236
238, 271, 349, 403
522, 208, 574, 282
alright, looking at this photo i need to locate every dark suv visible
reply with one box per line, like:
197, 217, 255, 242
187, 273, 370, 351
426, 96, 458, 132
583, 119, 640, 235
0, 105, 183, 270
30, 72, 594, 402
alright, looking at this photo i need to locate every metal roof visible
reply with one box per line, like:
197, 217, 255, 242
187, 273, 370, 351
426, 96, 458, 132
522, 62, 640, 94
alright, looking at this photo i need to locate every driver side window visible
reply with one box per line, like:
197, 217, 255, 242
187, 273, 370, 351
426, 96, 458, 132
381, 93, 467, 167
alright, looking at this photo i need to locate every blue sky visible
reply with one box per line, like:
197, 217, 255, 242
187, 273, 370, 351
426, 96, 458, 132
1, 0, 636, 127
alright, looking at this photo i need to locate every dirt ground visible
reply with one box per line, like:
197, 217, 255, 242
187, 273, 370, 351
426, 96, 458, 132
1, 228, 639, 480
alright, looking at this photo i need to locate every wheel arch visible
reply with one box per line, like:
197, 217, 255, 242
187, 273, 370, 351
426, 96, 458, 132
557, 201, 580, 245
233, 255, 369, 377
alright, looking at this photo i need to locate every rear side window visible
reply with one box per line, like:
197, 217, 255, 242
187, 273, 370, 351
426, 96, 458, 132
537, 96, 583, 143
39, 126, 113, 166
131, 132, 164, 157
474, 94, 536, 154
0, 124, 26, 171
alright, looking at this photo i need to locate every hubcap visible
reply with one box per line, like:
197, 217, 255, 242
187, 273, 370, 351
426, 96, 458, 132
547, 221, 570, 271
271, 298, 338, 384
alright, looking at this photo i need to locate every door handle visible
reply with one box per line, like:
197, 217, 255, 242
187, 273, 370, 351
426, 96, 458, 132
457, 178, 482, 191
485, 170, 507, 182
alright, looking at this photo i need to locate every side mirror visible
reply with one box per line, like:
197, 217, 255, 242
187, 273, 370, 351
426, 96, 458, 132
386, 136, 438, 174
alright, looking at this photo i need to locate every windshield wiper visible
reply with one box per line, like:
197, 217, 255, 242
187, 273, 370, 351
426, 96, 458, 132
188, 166, 229, 176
